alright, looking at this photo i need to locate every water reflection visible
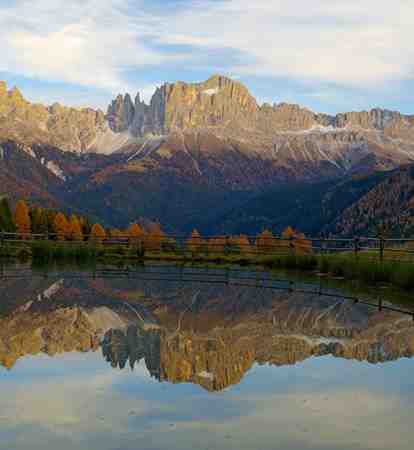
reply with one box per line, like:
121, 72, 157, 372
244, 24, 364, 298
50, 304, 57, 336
1, 267, 413, 391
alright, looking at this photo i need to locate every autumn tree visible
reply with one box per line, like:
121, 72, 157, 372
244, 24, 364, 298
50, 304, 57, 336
293, 232, 312, 254
128, 223, 145, 244
256, 230, 278, 254
145, 223, 165, 252
90, 223, 107, 243
69, 215, 83, 241
208, 235, 227, 254
53, 212, 70, 241
228, 235, 251, 255
187, 229, 204, 254
281, 226, 312, 254
0, 198, 15, 232
14, 200, 31, 238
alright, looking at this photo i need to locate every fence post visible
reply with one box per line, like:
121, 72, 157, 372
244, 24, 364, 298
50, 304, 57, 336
379, 237, 385, 264
353, 237, 360, 260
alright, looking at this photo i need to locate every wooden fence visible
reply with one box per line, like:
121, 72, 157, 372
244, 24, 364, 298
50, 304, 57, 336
1, 231, 414, 263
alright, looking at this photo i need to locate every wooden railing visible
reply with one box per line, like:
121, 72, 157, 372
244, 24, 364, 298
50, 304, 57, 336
1, 231, 414, 262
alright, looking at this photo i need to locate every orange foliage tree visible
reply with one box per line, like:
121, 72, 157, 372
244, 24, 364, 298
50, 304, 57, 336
293, 232, 313, 254
228, 235, 252, 255
256, 230, 278, 254
187, 229, 204, 254
208, 235, 227, 254
281, 226, 312, 254
53, 212, 70, 241
145, 223, 165, 252
90, 223, 107, 243
128, 223, 146, 246
69, 215, 83, 241
14, 200, 31, 238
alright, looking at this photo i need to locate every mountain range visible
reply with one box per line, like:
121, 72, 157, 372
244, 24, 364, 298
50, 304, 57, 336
1, 75, 414, 234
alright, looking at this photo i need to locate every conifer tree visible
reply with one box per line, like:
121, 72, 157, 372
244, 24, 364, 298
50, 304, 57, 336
69, 215, 83, 241
14, 200, 31, 238
229, 235, 251, 255
128, 223, 145, 239
256, 229, 278, 254
53, 212, 70, 241
187, 229, 203, 254
145, 223, 165, 252
0, 198, 15, 232
30, 207, 48, 235
90, 223, 106, 243
208, 236, 227, 254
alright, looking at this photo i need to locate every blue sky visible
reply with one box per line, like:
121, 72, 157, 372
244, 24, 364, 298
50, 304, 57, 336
1, 0, 414, 114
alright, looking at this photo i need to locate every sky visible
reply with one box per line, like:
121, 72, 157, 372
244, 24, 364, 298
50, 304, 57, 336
0, 0, 414, 114
1, 352, 414, 450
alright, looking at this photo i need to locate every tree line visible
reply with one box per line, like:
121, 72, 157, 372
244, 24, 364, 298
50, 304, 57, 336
0, 198, 312, 254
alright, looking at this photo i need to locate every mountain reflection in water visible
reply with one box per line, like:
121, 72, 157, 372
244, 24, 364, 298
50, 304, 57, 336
1, 267, 413, 392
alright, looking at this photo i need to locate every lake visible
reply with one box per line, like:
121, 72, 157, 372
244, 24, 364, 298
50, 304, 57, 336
0, 263, 413, 450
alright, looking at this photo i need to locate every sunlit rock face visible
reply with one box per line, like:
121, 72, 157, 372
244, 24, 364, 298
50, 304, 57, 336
0, 82, 107, 152
3, 76, 414, 232
0, 273, 413, 390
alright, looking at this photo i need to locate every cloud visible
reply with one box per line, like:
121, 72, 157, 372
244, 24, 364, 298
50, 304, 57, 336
1, 0, 413, 108
160, 0, 414, 87
0, 0, 166, 93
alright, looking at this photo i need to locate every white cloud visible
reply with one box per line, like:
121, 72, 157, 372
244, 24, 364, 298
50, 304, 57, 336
0, 0, 165, 93
0, 0, 413, 106
159, 0, 414, 87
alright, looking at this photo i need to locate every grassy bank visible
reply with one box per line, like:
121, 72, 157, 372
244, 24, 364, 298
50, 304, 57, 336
2, 241, 414, 291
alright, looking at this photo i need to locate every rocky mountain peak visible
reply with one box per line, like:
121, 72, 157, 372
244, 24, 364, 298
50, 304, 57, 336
0, 81, 7, 97
9, 86, 24, 103
107, 93, 135, 133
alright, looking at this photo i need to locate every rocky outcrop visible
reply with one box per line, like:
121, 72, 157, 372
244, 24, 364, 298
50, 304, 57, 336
107, 94, 135, 133
0, 81, 107, 152
106, 75, 414, 143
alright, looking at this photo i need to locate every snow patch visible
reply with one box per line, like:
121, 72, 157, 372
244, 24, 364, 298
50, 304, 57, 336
126, 137, 165, 162
82, 307, 128, 334
202, 87, 220, 96
21, 145, 36, 158
296, 125, 346, 135
46, 160, 66, 181
40, 280, 64, 300
197, 371, 214, 380
90, 129, 135, 154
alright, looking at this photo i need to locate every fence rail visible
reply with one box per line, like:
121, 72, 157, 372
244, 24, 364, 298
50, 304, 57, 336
2, 231, 414, 263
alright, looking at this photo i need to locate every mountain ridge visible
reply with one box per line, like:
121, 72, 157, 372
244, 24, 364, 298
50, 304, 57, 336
2, 75, 414, 232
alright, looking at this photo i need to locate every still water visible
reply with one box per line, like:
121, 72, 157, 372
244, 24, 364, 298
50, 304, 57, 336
0, 263, 414, 450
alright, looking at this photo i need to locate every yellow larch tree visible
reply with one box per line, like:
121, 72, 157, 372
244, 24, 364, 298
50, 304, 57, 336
69, 215, 83, 241
53, 212, 70, 241
14, 200, 31, 238
90, 223, 107, 243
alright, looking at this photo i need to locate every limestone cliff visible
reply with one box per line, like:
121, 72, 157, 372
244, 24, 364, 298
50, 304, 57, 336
0, 81, 107, 152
